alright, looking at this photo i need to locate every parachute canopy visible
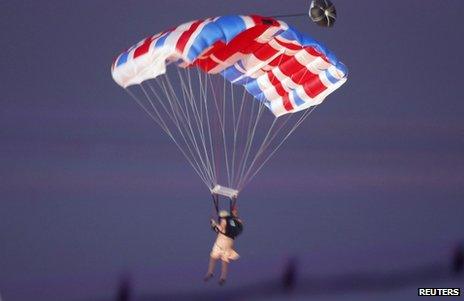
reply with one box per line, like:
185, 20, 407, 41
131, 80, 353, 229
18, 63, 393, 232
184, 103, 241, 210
111, 15, 347, 193
112, 15, 347, 117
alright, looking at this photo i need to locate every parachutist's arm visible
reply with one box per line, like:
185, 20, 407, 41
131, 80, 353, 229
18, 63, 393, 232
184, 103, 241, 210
212, 219, 226, 234
210, 219, 225, 234
210, 219, 218, 231
219, 218, 227, 230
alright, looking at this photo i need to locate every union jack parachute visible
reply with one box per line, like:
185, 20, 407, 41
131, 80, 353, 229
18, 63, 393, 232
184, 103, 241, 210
111, 15, 347, 196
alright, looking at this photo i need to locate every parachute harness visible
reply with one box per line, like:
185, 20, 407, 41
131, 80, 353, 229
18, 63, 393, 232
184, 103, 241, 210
211, 192, 243, 239
212, 193, 220, 217
211, 193, 237, 218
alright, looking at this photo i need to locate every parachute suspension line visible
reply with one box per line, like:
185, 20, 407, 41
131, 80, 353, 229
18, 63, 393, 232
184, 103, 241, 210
205, 71, 229, 186
148, 77, 213, 187
196, 68, 217, 188
172, 69, 216, 186
230, 79, 249, 189
183, 67, 217, 187
207, 73, 232, 188
178, 70, 215, 187
237, 116, 279, 190
125, 87, 211, 188
242, 106, 318, 189
238, 65, 316, 189
160, 73, 215, 186
270, 13, 307, 18
237, 51, 284, 166
232, 85, 257, 188
222, 73, 231, 188
174, 70, 193, 126
128, 62, 320, 193
235, 92, 267, 189
234, 51, 286, 189
238, 112, 294, 190
125, 89, 165, 132
230, 80, 236, 187
158, 73, 216, 188
145, 79, 214, 187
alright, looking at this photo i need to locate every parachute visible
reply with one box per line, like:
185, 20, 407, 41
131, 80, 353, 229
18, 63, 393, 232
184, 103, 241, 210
309, 0, 337, 27
111, 15, 347, 199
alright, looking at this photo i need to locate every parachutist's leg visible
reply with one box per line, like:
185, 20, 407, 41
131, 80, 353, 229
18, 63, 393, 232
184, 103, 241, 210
204, 257, 216, 281
219, 260, 228, 283
208, 257, 217, 274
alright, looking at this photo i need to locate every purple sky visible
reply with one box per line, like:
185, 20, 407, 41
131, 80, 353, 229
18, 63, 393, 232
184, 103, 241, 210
1, 1, 463, 300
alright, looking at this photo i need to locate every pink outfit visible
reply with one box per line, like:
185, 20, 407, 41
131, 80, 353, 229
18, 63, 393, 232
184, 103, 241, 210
210, 233, 239, 262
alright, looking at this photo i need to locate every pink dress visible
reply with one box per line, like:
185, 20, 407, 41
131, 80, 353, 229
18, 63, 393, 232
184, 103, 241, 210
210, 232, 239, 262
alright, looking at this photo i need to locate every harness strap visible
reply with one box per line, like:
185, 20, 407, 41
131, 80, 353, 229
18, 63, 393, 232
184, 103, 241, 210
213, 225, 227, 236
229, 197, 237, 213
211, 193, 219, 218
212, 193, 238, 220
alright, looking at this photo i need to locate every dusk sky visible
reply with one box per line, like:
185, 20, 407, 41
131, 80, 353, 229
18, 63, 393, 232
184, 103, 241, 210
1, 1, 463, 301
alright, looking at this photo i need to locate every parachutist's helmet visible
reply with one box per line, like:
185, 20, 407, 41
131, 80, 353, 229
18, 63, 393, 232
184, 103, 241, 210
219, 210, 230, 218
309, 0, 337, 27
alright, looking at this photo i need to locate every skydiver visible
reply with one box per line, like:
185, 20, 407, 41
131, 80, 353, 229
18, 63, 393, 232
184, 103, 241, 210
204, 206, 243, 285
